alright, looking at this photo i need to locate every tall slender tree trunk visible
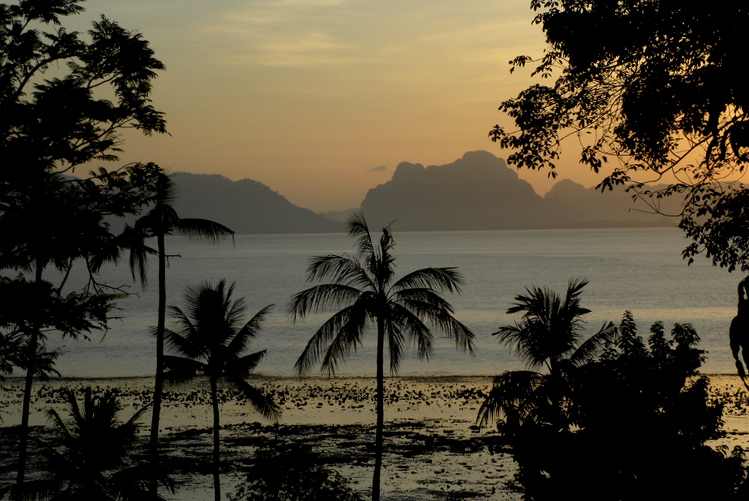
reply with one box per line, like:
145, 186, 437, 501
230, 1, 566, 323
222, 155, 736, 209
373, 317, 385, 501
149, 233, 166, 495
211, 377, 221, 501
16, 264, 43, 496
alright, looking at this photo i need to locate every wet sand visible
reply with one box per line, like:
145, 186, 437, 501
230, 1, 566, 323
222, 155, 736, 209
1, 374, 748, 500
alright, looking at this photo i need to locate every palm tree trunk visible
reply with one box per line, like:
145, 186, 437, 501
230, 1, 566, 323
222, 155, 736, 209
210, 377, 222, 501
16, 264, 43, 495
149, 232, 167, 495
372, 317, 385, 501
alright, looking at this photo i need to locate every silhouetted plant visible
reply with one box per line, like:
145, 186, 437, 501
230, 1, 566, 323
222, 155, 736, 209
228, 442, 364, 501
2, 388, 173, 501
1, 0, 167, 490
481, 288, 749, 500
120, 171, 234, 496
477, 279, 616, 432
163, 279, 279, 501
489, 1, 749, 271
288, 211, 474, 501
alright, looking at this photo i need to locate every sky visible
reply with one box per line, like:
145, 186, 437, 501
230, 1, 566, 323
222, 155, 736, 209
67, 0, 604, 212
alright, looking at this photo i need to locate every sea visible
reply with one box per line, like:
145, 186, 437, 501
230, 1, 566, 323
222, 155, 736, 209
37, 227, 744, 378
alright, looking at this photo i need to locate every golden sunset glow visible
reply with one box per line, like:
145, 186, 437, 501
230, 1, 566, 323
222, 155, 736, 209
74, 0, 602, 212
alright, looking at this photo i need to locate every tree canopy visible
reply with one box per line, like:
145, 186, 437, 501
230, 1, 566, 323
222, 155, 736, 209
491, 0, 749, 270
0, 1, 167, 492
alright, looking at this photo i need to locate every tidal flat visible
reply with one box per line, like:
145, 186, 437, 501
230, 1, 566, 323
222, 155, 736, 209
2, 375, 748, 499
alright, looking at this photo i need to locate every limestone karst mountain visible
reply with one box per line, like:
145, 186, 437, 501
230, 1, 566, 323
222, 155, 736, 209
165, 152, 674, 235
359, 151, 674, 231
171, 172, 344, 234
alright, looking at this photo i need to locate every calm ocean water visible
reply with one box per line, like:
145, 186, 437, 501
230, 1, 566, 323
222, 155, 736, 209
41, 227, 742, 377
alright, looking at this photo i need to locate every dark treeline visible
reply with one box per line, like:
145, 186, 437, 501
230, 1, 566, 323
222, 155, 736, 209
4, 1, 749, 501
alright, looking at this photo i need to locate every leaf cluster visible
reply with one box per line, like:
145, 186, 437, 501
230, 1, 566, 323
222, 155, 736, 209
289, 211, 474, 376
490, 305, 746, 500
229, 441, 364, 501
493, 1, 749, 269
163, 280, 279, 420
1, 1, 166, 172
2, 388, 173, 500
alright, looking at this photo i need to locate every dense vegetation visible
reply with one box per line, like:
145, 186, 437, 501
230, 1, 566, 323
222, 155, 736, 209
479, 283, 749, 500
3, 1, 749, 500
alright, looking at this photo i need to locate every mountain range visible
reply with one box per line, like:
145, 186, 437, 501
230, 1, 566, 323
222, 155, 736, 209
171, 151, 679, 234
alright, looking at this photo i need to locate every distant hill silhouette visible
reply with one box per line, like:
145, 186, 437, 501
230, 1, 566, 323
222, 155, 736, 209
164, 153, 679, 235
359, 151, 677, 231
544, 178, 682, 228
171, 172, 343, 234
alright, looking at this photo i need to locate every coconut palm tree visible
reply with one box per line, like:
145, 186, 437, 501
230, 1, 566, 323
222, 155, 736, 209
288, 211, 474, 501
120, 171, 234, 494
477, 279, 616, 431
162, 279, 279, 501
10, 388, 173, 501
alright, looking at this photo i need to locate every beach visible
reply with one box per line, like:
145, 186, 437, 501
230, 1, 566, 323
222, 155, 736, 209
2, 374, 748, 500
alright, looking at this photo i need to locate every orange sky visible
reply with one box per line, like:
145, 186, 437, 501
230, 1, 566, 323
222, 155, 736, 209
73, 0, 605, 212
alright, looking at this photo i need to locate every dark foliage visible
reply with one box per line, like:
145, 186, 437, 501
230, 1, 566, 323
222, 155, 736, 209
228, 442, 363, 501
491, 1, 749, 270
0, 0, 167, 492
163, 279, 278, 501
1, 388, 172, 501
492, 308, 749, 500
288, 210, 474, 501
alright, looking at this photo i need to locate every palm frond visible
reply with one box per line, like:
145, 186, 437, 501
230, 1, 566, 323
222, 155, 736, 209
375, 227, 396, 286
155, 172, 177, 207
287, 283, 363, 320
495, 323, 550, 371
498, 279, 593, 370
2, 478, 63, 501
108, 462, 175, 500
397, 292, 475, 355
476, 370, 545, 429
174, 218, 234, 243
227, 305, 273, 355
230, 377, 281, 420
389, 303, 433, 363
306, 254, 373, 289
227, 350, 266, 378
387, 320, 405, 373
347, 210, 375, 259
392, 267, 464, 294
568, 321, 618, 368
319, 300, 370, 375
163, 324, 203, 361
163, 355, 205, 383
294, 304, 362, 375
118, 223, 157, 285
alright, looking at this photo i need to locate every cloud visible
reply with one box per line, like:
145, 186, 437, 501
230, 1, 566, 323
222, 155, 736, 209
368, 165, 388, 173
196, 0, 360, 67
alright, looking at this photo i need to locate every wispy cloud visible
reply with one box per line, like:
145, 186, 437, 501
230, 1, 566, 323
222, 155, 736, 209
197, 0, 359, 67
368, 165, 388, 172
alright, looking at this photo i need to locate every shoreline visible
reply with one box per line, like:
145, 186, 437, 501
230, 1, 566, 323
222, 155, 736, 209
3, 373, 749, 500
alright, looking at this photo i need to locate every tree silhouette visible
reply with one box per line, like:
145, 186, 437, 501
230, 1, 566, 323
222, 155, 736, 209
1, 1, 167, 492
288, 211, 474, 501
489, 1, 749, 270
229, 442, 363, 501
477, 279, 616, 431
120, 171, 234, 496
4, 388, 173, 501
478, 284, 748, 500
163, 280, 279, 501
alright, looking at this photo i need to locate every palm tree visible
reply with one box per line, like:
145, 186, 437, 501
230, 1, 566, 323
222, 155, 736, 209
10, 388, 173, 501
162, 279, 280, 501
288, 211, 474, 501
120, 171, 234, 494
477, 279, 616, 431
